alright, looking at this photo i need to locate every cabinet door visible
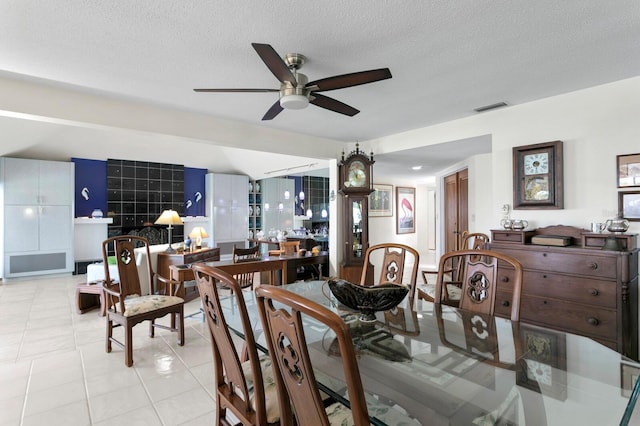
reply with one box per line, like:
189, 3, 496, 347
229, 175, 249, 240
40, 206, 72, 251
2, 159, 72, 205
39, 161, 73, 205
212, 174, 232, 240
4, 205, 39, 252
3, 158, 39, 205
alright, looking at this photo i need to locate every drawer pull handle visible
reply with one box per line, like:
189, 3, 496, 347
589, 288, 599, 296
589, 262, 598, 270
502, 301, 510, 307
501, 276, 509, 283
587, 317, 600, 326
542, 274, 547, 279
542, 253, 547, 257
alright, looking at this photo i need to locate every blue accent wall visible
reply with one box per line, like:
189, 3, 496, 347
184, 167, 207, 216
72, 158, 107, 217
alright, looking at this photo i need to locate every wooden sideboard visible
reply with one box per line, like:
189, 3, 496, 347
157, 247, 220, 301
489, 238, 638, 360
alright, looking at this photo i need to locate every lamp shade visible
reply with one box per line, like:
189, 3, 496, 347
155, 209, 182, 225
189, 227, 209, 239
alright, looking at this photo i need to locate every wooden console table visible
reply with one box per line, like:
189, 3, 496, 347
157, 247, 220, 301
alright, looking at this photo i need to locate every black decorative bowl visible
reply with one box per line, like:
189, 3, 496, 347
327, 278, 410, 322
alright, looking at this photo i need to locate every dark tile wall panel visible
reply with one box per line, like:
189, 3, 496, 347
107, 159, 185, 242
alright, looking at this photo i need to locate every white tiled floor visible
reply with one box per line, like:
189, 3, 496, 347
0, 274, 218, 425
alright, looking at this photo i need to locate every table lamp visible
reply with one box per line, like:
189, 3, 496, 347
155, 209, 182, 253
189, 227, 209, 249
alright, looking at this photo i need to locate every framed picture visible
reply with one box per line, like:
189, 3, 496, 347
516, 325, 567, 401
621, 360, 640, 397
513, 140, 564, 209
617, 153, 640, 188
369, 184, 393, 217
619, 191, 640, 221
396, 187, 415, 234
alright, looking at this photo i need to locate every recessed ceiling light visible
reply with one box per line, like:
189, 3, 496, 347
412, 165, 422, 170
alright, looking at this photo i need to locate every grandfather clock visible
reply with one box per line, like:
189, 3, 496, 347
339, 144, 375, 284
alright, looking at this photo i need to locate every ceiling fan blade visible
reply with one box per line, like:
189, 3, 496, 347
262, 100, 284, 120
306, 68, 392, 92
252, 43, 297, 86
194, 88, 279, 93
310, 93, 359, 116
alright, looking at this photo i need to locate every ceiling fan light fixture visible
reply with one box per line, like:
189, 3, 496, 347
280, 94, 309, 110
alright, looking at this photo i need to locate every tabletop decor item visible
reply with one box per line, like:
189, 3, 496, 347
513, 140, 563, 209
606, 213, 630, 232
326, 278, 409, 322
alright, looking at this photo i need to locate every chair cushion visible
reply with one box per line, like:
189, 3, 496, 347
241, 355, 280, 423
122, 295, 183, 317
417, 282, 461, 301
325, 395, 419, 425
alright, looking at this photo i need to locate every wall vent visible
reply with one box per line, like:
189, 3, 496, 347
474, 102, 508, 113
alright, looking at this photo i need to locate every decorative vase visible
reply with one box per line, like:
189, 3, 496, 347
91, 209, 103, 218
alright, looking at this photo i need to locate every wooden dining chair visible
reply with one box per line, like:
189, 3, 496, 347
232, 244, 261, 290
101, 235, 184, 367
359, 243, 419, 303
268, 240, 300, 256
192, 264, 280, 426
417, 232, 490, 306
255, 284, 419, 426
433, 249, 523, 321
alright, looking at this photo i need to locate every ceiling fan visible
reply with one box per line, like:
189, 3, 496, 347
194, 43, 392, 121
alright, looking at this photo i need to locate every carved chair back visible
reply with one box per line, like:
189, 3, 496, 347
192, 264, 274, 425
232, 244, 261, 289
434, 249, 523, 321
359, 243, 419, 303
279, 240, 300, 256
255, 284, 370, 426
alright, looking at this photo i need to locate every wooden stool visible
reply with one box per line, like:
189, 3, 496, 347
76, 281, 106, 316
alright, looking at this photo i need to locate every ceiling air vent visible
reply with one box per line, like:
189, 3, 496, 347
474, 102, 508, 113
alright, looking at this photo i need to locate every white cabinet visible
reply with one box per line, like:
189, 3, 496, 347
1, 158, 74, 279
205, 173, 249, 257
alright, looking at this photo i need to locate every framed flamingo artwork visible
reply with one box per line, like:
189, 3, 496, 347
396, 187, 415, 234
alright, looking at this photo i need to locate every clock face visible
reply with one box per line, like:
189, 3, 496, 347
524, 152, 549, 175
348, 160, 367, 187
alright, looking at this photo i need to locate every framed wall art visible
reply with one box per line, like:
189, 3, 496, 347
369, 184, 393, 217
619, 191, 640, 221
617, 153, 640, 188
396, 187, 415, 234
513, 140, 564, 209
516, 325, 567, 401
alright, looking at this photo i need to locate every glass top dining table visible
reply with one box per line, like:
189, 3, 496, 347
219, 280, 640, 425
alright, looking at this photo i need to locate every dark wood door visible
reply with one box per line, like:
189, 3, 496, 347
444, 169, 468, 253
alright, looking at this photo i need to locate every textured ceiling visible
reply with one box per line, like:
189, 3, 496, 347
1, 0, 639, 178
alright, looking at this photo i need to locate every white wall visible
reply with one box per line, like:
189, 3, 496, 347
366, 76, 640, 239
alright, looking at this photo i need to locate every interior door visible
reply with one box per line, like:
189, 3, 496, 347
444, 169, 468, 253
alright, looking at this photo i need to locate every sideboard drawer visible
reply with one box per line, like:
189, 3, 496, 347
519, 297, 617, 341
491, 230, 535, 244
497, 268, 617, 308
499, 250, 617, 279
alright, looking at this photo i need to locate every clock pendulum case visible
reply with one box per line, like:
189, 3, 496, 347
338, 144, 375, 283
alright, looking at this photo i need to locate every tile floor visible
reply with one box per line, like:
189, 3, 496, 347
0, 274, 219, 426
